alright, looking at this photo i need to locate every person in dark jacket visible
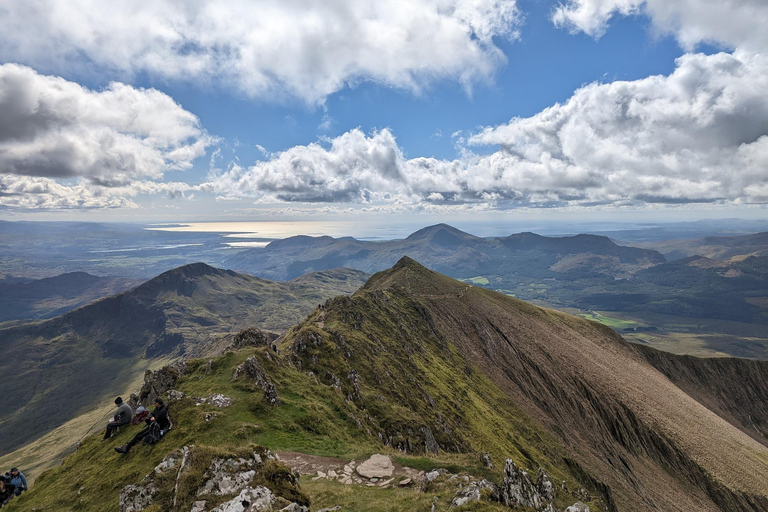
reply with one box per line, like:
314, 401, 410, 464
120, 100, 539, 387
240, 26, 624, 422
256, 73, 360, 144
103, 397, 133, 440
114, 398, 170, 454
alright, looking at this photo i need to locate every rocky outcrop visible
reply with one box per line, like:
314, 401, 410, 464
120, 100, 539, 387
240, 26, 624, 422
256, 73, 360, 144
119, 483, 157, 512
119, 448, 188, 512
131, 361, 188, 408
119, 446, 308, 512
208, 486, 276, 512
198, 451, 272, 496
232, 327, 278, 350
233, 356, 280, 406
500, 460, 556, 512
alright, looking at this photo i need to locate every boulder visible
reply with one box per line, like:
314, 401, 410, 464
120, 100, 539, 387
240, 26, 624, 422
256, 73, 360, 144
356, 454, 395, 479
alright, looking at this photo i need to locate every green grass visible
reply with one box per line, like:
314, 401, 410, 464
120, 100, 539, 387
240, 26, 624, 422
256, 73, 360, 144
578, 312, 640, 330
304, 478, 509, 511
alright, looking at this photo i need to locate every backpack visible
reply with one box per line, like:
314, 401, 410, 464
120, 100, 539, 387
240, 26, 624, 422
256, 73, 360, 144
132, 406, 149, 425
143, 421, 164, 445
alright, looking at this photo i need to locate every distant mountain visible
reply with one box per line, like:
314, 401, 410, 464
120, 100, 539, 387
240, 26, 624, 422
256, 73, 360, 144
224, 223, 665, 281
0, 272, 141, 323
0, 263, 368, 454
636, 231, 768, 260
222, 224, 768, 328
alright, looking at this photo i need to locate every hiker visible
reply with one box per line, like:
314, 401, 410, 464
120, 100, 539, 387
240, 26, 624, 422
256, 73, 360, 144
114, 398, 170, 454
103, 397, 133, 440
1, 468, 27, 499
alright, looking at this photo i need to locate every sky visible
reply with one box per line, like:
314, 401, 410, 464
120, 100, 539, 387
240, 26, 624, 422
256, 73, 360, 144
0, 0, 767, 223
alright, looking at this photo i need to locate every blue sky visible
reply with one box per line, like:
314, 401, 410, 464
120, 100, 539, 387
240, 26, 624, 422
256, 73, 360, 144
0, 0, 766, 221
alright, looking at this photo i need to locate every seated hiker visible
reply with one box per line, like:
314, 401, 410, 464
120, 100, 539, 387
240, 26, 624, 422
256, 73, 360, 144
114, 398, 170, 454
2, 468, 27, 497
103, 396, 133, 440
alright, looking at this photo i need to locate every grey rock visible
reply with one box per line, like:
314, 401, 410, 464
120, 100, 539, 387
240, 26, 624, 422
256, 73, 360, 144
152, 449, 183, 476
232, 327, 278, 349
480, 453, 494, 469
131, 364, 185, 408
536, 467, 556, 503
315, 507, 342, 512
205, 412, 218, 422
421, 426, 439, 453
208, 486, 275, 512
233, 356, 280, 406
279, 504, 309, 512
450, 479, 496, 508
167, 389, 185, 402
197, 451, 271, 496
119, 483, 158, 512
420, 468, 448, 492
356, 454, 395, 479
209, 394, 232, 407
500, 459, 556, 511
565, 502, 590, 512
190, 501, 207, 512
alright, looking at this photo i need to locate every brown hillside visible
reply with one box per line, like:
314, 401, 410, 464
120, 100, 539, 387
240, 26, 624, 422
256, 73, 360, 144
357, 257, 768, 511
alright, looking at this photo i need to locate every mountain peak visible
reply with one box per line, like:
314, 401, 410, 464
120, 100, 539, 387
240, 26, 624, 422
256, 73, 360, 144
361, 256, 467, 296
405, 224, 477, 241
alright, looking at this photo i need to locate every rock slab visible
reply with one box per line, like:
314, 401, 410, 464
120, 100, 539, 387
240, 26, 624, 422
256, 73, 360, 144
356, 454, 395, 479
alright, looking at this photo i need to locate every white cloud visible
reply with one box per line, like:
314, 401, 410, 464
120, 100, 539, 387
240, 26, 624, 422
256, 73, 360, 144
0, 175, 200, 210
205, 51, 768, 207
0, 0, 521, 105
0, 64, 211, 208
551, 0, 768, 52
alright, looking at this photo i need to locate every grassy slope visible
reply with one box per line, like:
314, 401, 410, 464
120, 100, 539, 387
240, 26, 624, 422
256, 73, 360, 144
6, 346, 598, 512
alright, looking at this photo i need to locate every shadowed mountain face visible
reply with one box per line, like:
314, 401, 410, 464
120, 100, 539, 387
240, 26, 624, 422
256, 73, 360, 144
283, 258, 768, 511
0, 272, 141, 324
0, 263, 368, 454
223, 224, 768, 326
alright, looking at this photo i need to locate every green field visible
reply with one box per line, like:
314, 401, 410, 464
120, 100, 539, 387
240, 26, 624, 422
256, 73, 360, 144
578, 312, 641, 330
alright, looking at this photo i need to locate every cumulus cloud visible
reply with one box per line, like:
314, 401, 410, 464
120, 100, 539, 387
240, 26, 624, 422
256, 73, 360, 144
0, 64, 212, 208
469, 51, 768, 205
0, 0, 521, 104
205, 50, 768, 207
0, 64, 212, 184
551, 0, 768, 52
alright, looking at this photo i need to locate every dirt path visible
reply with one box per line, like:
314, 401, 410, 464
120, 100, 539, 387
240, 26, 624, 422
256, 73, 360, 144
275, 451, 423, 488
